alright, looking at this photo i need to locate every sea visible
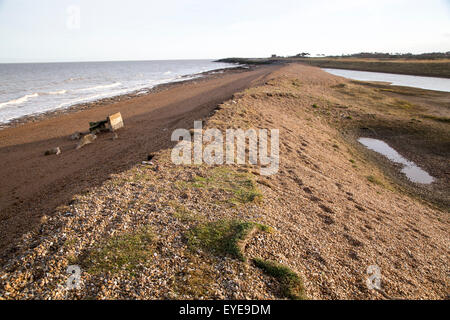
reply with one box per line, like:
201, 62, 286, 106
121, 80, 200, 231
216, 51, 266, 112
0, 60, 236, 124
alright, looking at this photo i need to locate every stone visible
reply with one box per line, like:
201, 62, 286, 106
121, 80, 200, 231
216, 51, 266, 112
70, 132, 82, 140
44, 147, 61, 156
76, 133, 97, 150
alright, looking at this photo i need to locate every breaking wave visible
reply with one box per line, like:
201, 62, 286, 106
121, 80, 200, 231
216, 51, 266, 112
0, 93, 39, 109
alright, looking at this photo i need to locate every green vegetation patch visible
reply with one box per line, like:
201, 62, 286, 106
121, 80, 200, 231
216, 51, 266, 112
130, 169, 152, 182
390, 99, 413, 109
186, 167, 262, 205
188, 220, 270, 261
81, 227, 155, 275
367, 175, 383, 186
332, 83, 347, 89
253, 258, 306, 300
170, 201, 199, 222
110, 168, 152, 186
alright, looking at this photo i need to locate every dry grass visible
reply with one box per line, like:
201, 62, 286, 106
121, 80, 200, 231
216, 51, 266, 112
253, 258, 306, 300
181, 167, 263, 205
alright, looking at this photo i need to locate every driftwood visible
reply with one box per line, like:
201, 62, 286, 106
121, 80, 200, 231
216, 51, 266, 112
89, 120, 109, 133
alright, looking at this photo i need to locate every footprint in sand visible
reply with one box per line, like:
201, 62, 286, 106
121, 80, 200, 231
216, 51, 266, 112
319, 204, 334, 214
343, 234, 364, 247
319, 213, 335, 225
303, 186, 313, 194
348, 250, 359, 261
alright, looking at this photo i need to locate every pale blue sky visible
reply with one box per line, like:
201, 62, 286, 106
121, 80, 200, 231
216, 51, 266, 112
0, 0, 449, 63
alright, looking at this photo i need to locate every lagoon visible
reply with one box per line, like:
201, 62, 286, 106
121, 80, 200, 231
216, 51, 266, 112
323, 68, 450, 92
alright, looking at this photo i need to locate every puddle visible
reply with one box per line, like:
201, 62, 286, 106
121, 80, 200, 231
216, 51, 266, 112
323, 68, 450, 92
358, 137, 434, 184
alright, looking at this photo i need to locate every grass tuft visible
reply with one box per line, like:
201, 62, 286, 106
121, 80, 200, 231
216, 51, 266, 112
170, 201, 199, 222
81, 227, 154, 275
185, 167, 262, 205
253, 258, 306, 300
367, 175, 383, 186
391, 99, 413, 109
188, 220, 270, 261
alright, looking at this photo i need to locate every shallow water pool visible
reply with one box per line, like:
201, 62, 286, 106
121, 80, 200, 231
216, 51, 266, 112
323, 68, 450, 92
358, 137, 434, 184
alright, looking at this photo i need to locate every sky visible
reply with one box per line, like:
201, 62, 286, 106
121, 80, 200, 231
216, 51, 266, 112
0, 0, 449, 63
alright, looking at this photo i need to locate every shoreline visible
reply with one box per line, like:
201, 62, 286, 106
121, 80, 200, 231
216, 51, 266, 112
0, 66, 249, 130
0, 64, 278, 258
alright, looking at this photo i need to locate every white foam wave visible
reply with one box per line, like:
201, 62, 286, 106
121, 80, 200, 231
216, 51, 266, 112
57, 88, 131, 109
76, 82, 122, 92
0, 93, 39, 109
48, 89, 67, 95
56, 78, 192, 110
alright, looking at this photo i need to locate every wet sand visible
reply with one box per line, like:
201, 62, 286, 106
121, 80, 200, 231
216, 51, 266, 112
0, 65, 279, 259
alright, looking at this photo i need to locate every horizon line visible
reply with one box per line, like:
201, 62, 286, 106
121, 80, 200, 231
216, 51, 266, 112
0, 58, 227, 65
1, 51, 449, 64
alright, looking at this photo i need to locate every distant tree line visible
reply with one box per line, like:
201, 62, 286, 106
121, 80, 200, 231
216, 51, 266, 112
273, 52, 450, 60
326, 52, 450, 60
